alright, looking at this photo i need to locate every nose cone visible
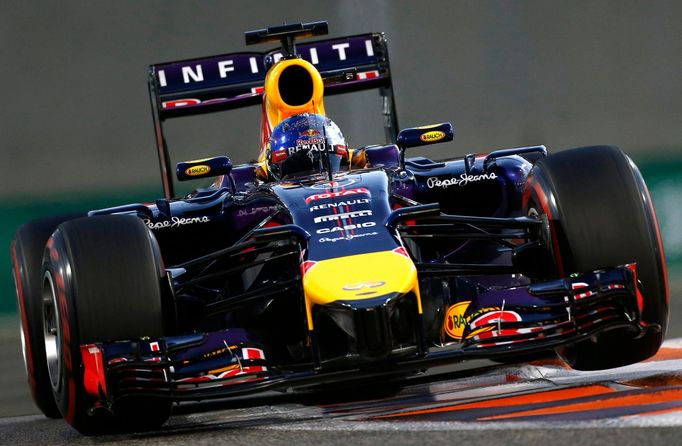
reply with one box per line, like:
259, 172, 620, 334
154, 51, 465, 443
302, 249, 421, 329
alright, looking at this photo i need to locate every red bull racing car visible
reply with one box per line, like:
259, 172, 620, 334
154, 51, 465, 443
11, 21, 668, 434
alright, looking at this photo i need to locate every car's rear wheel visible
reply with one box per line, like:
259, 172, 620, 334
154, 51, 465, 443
42, 215, 172, 434
524, 145, 668, 370
11, 214, 84, 418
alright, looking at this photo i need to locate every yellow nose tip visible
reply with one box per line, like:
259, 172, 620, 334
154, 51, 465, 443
302, 250, 422, 330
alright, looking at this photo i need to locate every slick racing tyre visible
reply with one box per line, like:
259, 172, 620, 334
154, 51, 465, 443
11, 213, 84, 419
42, 215, 171, 434
524, 145, 668, 370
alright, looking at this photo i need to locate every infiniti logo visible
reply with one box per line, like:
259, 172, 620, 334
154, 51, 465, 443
310, 178, 356, 189
342, 281, 386, 291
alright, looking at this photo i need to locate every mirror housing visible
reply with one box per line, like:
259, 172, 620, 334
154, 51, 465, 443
176, 156, 232, 181
397, 122, 454, 170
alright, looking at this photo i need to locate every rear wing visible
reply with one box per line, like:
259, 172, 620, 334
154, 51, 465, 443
148, 32, 399, 198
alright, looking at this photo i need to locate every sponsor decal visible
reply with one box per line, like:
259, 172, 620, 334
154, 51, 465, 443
420, 130, 445, 142
444, 301, 472, 340
201, 344, 238, 360
300, 129, 321, 137
318, 231, 378, 243
313, 210, 372, 224
356, 70, 379, 80
335, 144, 348, 156
162, 97, 229, 109
342, 281, 386, 291
162, 98, 201, 108
426, 172, 498, 189
143, 216, 210, 230
316, 221, 376, 234
237, 205, 279, 217
288, 140, 329, 154
271, 150, 288, 163
444, 302, 521, 341
177, 347, 267, 384
310, 178, 356, 189
466, 308, 523, 340
185, 164, 211, 176
305, 187, 369, 203
309, 198, 370, 212
296, 137, 325, 146
157, 37, 376, 91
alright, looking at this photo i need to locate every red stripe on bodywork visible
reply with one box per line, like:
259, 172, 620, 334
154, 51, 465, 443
81, 344, 107, 398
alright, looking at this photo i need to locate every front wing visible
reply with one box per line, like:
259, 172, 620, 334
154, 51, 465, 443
80, 264, 651, 408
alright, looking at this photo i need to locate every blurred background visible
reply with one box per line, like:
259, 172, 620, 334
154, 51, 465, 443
0, 1, 681, 411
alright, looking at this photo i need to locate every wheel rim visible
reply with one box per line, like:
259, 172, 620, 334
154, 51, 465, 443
42, 271, 61, 392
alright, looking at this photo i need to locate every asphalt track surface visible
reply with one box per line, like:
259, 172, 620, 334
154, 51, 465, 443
1, 280, 681, 446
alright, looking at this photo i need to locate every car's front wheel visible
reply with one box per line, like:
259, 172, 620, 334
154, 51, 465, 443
524, 145, 668, 370
11, 213, 84, 418
42, 215, 171, 434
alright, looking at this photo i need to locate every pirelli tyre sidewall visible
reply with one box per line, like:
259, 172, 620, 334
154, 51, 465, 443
41, 215, 170, 434
523, 145, 669, 370
42, 226, 96, 431
11, 214, 83, 419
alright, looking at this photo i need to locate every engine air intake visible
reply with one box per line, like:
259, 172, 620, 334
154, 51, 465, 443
279, 65, 314, 106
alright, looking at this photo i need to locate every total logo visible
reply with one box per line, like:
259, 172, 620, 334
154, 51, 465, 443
305, 187, 370, 204
316, 221, 376, 234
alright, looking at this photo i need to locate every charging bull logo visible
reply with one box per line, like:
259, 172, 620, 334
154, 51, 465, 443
300, 129, 321, 137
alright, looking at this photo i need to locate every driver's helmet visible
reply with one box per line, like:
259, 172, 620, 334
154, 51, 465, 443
266, 113, 348, 180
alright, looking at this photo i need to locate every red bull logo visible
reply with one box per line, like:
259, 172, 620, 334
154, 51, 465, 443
300, 129, 322, 137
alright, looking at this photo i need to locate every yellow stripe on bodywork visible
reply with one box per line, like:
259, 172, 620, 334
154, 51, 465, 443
303, 250, 421, 330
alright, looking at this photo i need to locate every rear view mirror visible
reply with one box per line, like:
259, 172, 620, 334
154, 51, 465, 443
176, 156, 232, 181
397, 122, 454, 170
397, 122, 454, 150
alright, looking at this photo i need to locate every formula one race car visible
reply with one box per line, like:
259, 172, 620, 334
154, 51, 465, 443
11, 21, 668, 434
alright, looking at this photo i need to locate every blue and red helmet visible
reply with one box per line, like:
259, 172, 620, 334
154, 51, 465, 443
267, 113, 348, 179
